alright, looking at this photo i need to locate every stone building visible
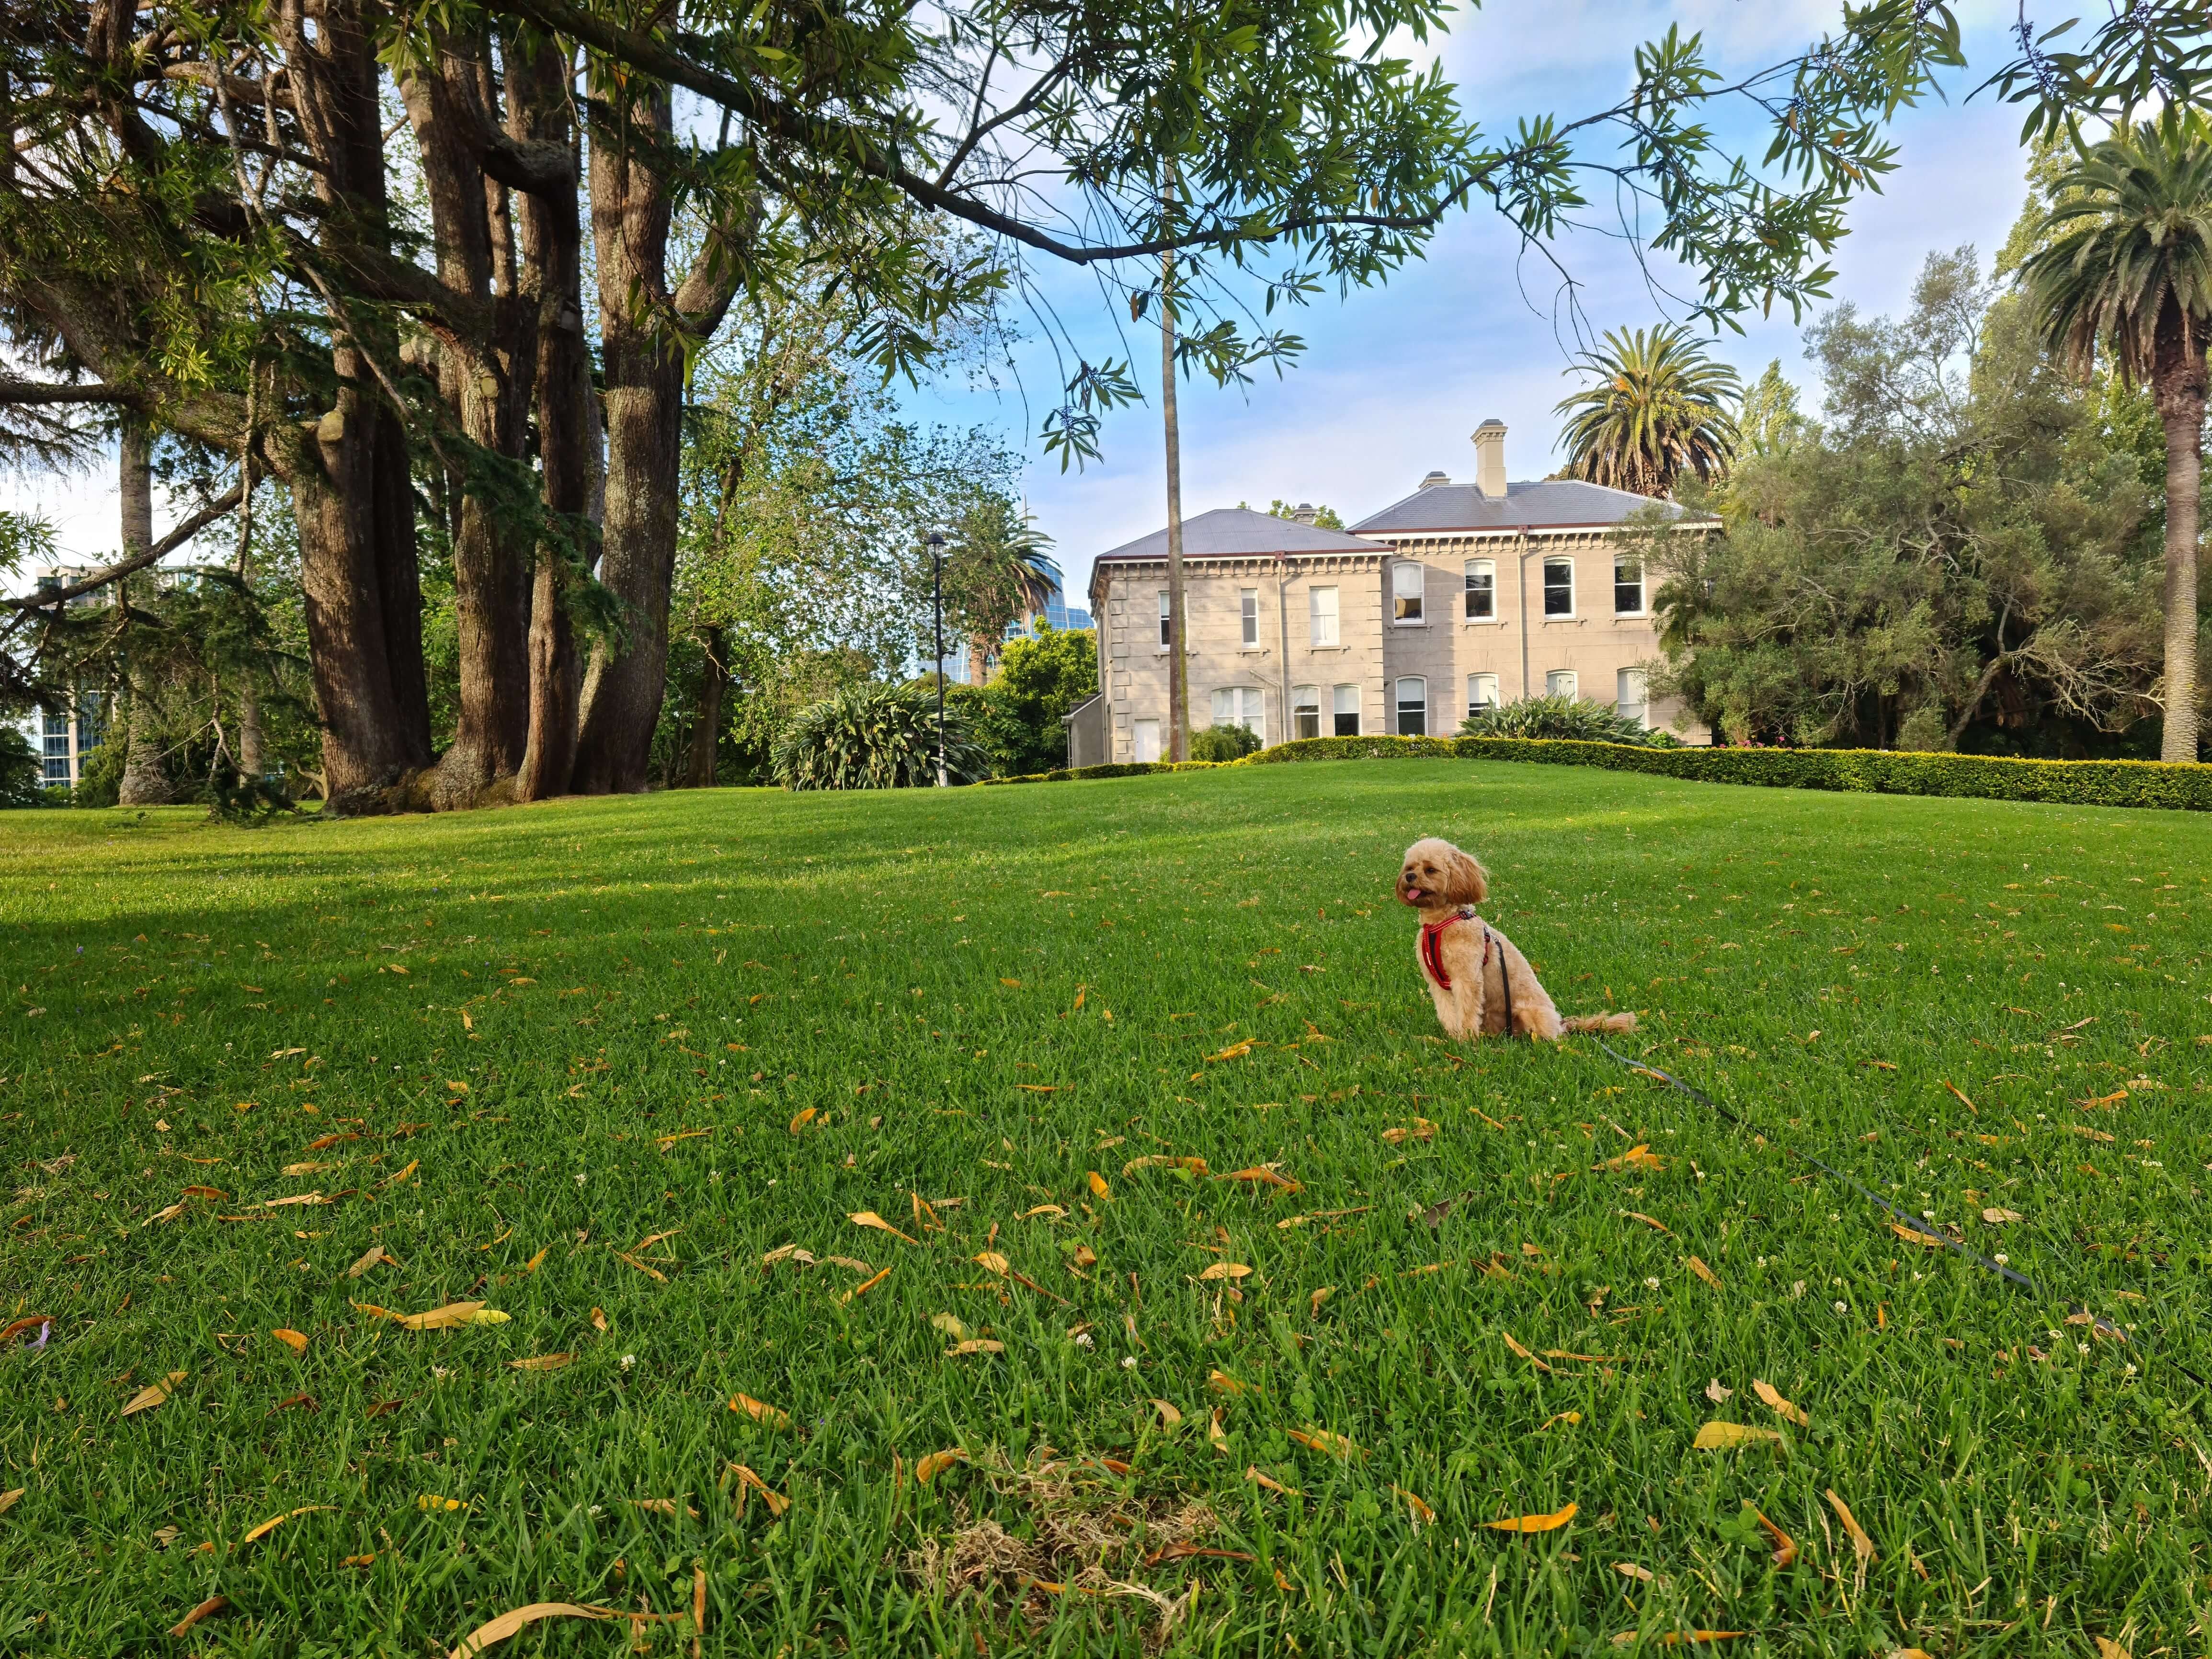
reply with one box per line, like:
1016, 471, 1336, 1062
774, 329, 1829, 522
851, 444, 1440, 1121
1066, 420, 1709, 765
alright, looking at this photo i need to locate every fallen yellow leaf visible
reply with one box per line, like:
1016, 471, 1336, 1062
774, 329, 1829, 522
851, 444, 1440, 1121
1219, 1165, 1301, 1192
838, 1265, 892, 1304
1124, 1155, 1209, 1177
730, 1394, 791, 1429
122, 1372, 187, 1417
242, 1505, 331, 1545
519, 1247, 549, 1273
946, 1338, 1003, 1357
1286, 1427, 1359, 1459
1825, 1489, 1876, 1564
1208, 1409, 1229, 1453
1614, 1562, 1654, 1583
418, 1495, 466, 1511
788, 1107, 817, 1134
1685, 1256, 1722, 1289
1755, 1509, 1798, 1567
1246, 1466, 1297, 1496
1693, 1422, 1784, 1450
508, 1353, 573, 1372
2093, 1640, 2131, 1659
1500, 1331, 1555, 1375
0, 1489, 21, 1516
1620, 1210, 1673, 1234
378, 1302, 509, 1330
1208, 1369, 1249, 1396
1152, 1398, 1183, 1428
915, 1448, 967, 1484
630, 1498, 699, 1518
1088, 1170, 1111, 1202
446, 1602, 615, 1659
1197, 1261, 1252, 1282
347, 1244, 389, 1279
1394, 1486, 1434, 1526
1485, 1502, 1577, 1533
1890, 1222, 1945, 1249
973, 1250, 1011, 1275
271, 1328, 308, 1354
1982, 1206, 2024, 1224
728, 1462, 789, 1516
1752, 1380, 1808, 1427
851, 1210, 919, 1246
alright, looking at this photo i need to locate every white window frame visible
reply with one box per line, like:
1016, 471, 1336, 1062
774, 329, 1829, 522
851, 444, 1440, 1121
1308, 585, 1340, 648
1613, 554, 1646, 617
1292, 685, 1322, 740
1331, 684, 1361, 737
1616, 668, 1648, 726
1392, 561, 1425, 625
1395, 676, 1428, 736
1467, 673, 1499, 719
1211, 685, 1266, 743
1541, 556, 1575, 618
1240, 587, 1260, 648
1157, 591, 1172, 648
1463, 558, 1496, 621
1546, 670, 1579, 699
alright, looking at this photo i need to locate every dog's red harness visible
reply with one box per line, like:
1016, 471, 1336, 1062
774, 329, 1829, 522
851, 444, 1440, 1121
1419, 906, 1515, 1034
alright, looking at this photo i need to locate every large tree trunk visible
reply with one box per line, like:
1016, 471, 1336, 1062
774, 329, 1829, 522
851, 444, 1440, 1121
115, 417, 175, 805
1160, 249, 1190, 761
514, 34, 590, 801
685, 627, 726, 786
2155, 331, 2204, 764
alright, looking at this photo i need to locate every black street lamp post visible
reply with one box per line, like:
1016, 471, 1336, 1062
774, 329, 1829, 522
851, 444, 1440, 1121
928, 530, 948, 787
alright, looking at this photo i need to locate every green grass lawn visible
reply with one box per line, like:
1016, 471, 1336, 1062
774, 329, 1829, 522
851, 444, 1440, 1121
4, 760, 2210, 1659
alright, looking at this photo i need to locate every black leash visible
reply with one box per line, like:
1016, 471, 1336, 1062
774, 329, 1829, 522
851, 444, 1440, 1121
1587, 1036, 2205, 1392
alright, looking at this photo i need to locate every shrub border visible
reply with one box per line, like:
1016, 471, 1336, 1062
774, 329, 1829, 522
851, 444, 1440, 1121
982, 735, 2212, 811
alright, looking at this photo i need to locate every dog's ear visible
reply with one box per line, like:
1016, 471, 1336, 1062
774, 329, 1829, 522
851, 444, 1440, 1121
1445, 846, 1489, 905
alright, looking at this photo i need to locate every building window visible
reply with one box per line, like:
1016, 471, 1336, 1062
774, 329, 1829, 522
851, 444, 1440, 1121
1467, 673, 1499, 720
1293, 685, 1322, 740
1393, 561, 1425, 624
1240, 587, 1260, 648
1617, 668, 1648, 726
1332, 684, 1361, 736
1211, 686, 1265, 744
1614, 555, 1645, 615
1396, 676, 1427, 736
1546, 670, 1578, 699
1157, 591, 1172, 647
1132, 718, 1161, 762
1464, 559, 1495, 620
1542, 557, 1574, 616
1309, 585, 1339, 647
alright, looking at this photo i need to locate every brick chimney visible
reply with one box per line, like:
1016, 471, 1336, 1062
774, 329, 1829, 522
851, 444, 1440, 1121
1471, 420, 1507, 499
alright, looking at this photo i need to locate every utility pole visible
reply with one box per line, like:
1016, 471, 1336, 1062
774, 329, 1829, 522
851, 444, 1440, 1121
1161, 246, 1190, 761
929, 530, 948, 785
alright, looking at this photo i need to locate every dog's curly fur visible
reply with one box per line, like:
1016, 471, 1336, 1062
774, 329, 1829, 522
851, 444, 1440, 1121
1396, 837, 1635, 1042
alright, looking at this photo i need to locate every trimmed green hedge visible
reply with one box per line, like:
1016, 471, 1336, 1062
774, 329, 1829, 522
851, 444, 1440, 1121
983, 733, 2212, 809
1253, 735, 2212, 811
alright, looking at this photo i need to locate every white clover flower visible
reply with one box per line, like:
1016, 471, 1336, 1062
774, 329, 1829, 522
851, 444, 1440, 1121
620, 1353, 637, 1370
574, 1172, 587, 1185
1833, 1300, 1848, 1314
1644, 1276, 1661, 1289
1994, 1254, 2008, 1265
1120, 1356, 1137, 1370
1792, 1281, 1807, 1298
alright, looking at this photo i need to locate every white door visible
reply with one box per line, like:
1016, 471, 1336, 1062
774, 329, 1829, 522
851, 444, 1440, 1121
1132, 718, 1161, 762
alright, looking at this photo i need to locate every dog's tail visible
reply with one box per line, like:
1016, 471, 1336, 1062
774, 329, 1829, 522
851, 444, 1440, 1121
1562, 1011, 1637, 1034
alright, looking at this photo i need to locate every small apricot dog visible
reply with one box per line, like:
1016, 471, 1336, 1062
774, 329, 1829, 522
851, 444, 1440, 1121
1397, 837, 1635, 1042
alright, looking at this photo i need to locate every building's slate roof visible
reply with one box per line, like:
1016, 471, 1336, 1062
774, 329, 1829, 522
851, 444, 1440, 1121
1093, 506, 1383, 564
1350, 479, 1686, 534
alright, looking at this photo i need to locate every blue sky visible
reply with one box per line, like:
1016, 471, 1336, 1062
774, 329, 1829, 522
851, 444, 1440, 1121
8, 0, 2037, 598
913, 0, 2039, 608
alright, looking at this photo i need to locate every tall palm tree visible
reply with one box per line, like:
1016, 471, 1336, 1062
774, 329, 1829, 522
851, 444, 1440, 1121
1554, 325, 1741, 498
949, 497, 1060, 683
2020, 112, 2212, 765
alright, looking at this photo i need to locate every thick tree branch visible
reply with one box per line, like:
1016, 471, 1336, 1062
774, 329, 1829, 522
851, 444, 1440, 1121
0, 376, 137, 406
5, 480, 245, 611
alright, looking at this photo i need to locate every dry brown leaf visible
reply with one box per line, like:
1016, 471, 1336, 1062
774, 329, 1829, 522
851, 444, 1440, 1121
1208, 1409, 1229, 1453
929, 1313, 970, 1341
1124, 1155, 1209, 1177
1500, 1331, 1555, 1375
1941, 1079, 1978, 1114
1208, 1369, 1250, 1396
1685, 1256, 1722, 1289
446, 1601, 615, 1659
0, 1489, 21, 1516
1890, 1222, 1945, 1249
122, 1371, 187, 1416
383, 1302, 510, 1330
1394, 1486, 1435, 1526
1754, 1510, 1798, 1568
1023, 1204, 1067, 1220
1614, 1562, 1654, 1583
1538, 1411, 1584, 1431
914, 1448, 967, 1484
1197, 1261, 1253, 1282
170, 1595, 230, 1638
1286, 1427, 1359, 1459
630, 1498, 700, 1519
589, 1307, 608, 1331
1380, 1118, 1437, 1146
518, 1247, 548, 1273
283, 1162, 333, 1177
973, 1250, 1012, 1275
1704, 1379, 1733, 1403
1892, 1650, 1936, 1659
1596, 1144, 1668, 1173
1246, 1466, 1296, 1496
849, 1210, 918, 1245
2093, 1639, 2131, 1659
1982, 1206, 2025, 1224
1485, 1503, 1577, 1534
946, 1338, 1003, 1357
838, 1265, 893, 1304
1220, 1165, 1302, 1193
1620, 1210, 1673, 1235
788, 1107, 817, 1134
1753, 1380, 1808, 1427
508, 1353, 573, 1372
1309, 1286, 1334, 1317
1088, 1170, 1111, 1202
272, 1328, 308, 1354
242, 1505, 331, 1545
730, 1394, 791, 1429
1152, 1398, 1183, 1428
728, 1463, 789, 1517
613, 1251, 668, 1282
1825, 1489, 1876, 1564
911, 1192, 942, 1232
346, 1245, 389, 1279
1693, 1422, 1783, 1450
1205, 1040, 1255, 1063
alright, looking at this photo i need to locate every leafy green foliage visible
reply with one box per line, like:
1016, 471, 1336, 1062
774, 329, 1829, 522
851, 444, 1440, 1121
0, 728, 45, 807
1459, 693, 1672, 747
959, 627, 1098, 778
1646, 248, 2166, 754
769, 681, 984, 790
1188, 722, 1264, 762
1555, 325, 1740, 497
